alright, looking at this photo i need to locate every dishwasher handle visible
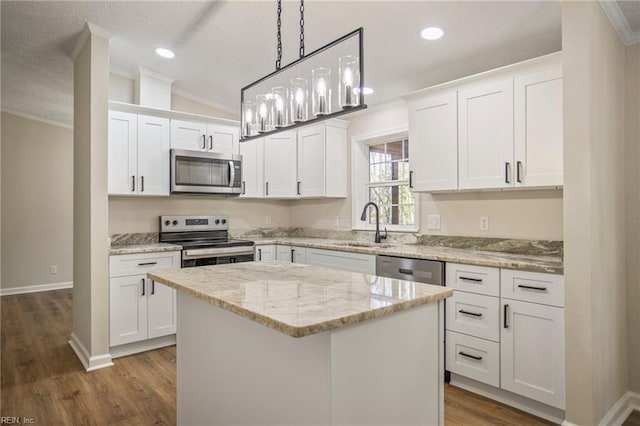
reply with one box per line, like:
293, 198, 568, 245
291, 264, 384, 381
398, 268, 414, 275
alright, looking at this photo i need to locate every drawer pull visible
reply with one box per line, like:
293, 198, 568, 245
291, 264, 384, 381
398, 268, 414, 275
459, 351, 482, 361
459, 276, 482, 283
459, 309, 482, 317
138, 262, 158, 266
517, 284, 547, 292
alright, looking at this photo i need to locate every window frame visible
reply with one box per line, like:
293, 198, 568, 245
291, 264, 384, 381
351, 127, 419, 233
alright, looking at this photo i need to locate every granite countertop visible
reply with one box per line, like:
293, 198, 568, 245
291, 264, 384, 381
148, 261, 452, 338
251, 237, 564, 274
109, 243, 182, 255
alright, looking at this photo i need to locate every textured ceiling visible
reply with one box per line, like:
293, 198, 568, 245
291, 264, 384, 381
1, 1, 562, 127
616, 0, 640, 32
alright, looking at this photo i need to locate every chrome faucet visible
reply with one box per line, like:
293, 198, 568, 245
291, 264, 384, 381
360, 202, 387, 244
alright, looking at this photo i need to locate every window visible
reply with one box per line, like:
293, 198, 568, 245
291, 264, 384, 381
366, 137, 415, 227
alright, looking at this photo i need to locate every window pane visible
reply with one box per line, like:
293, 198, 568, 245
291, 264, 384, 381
369, 162, 390, 183
386, 141, 403, 161
369, 185, 414, 226
396, 160, 409, 180
369, 144, 386, 164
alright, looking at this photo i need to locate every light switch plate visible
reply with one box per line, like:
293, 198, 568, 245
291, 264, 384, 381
427, 215, 441, 230
480, 216, 489, 231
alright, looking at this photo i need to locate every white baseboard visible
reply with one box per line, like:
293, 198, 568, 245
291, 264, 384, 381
1, 281, 73, 296
110, 335, 176, 359
68, 332, 114, 372
450, 374, 565, 424
598, 391, 640, 426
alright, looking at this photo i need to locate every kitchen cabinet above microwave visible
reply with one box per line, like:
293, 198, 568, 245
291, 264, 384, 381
170, 119, 240, 156
405, 52, 562, 193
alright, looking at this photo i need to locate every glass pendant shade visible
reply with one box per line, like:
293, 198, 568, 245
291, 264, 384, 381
271, 87, 288, 128
290, 78, 309, 123
312, 68, 331, 116
256, 94, 271, 133
339, 55, 360, 108
242, 100, 256, 137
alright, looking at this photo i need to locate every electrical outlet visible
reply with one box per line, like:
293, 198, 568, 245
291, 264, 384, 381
49, 265, 57, 275
265, 215, 272, 225
480, 216, 489, 231
427, 215, 441, 230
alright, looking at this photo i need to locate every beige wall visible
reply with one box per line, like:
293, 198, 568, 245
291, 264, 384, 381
109, 73, 135, 104
626, 42, 640, 394
171, 93, 239, 120
563, 2, 628, 424
290, 103, 564, 240
0, 113, 73, 289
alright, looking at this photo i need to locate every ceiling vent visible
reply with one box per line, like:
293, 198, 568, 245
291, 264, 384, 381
135, 67, 175, 109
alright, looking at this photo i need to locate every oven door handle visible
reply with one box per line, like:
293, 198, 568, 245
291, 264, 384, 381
183, 247, 255, 259
228, 161, 235, 187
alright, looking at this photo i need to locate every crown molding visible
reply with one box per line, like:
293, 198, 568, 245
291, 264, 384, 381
600, 0, 640, 46
69, 22, 114, 62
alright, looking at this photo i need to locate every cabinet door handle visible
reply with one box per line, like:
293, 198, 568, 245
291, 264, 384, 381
517, 284, 547, 292
459, 276, 482, 283
459, 351, 482, 361
140, 176, 144, 193
265, 182, 269, 196
209, 135, 213, 150
504, 304, 509, 329
151, 280, 155, 295
297, 181, 301, 196
409, 170, 414, 189
291, 249, 295, 263
131, 175, 136, 192
258, 248, 262, 261
201, 134, 206, 150
141, 278, 146, 296
516, 160, 523, 183
459, 309, 482, 317
505, 162, 511, 184
242, 181, 246, 195
138, 262, 158, 266
398, 268, 414, 275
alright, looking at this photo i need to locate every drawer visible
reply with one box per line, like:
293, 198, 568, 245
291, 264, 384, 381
501, 269, 564, 307
446, 291, 500, 342
110, 251, 180, 278
446, 263, 499, 296
446, 330, 500, 387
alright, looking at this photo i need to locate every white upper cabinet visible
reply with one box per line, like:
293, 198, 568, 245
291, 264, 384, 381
514, 67, 563, 188
408, 92, 458, 192
297, 122, 348, 198
108, 111, 138, 195
264, 131, 298, 198
137, 115, 171, 196
170, 119, 239, 155
239, 137, 264, 198
458, 79, 514, 190
108, 111, 170, 196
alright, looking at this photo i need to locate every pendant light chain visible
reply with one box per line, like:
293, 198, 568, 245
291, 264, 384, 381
276, 0, 282, 70
299, 0, 305, 58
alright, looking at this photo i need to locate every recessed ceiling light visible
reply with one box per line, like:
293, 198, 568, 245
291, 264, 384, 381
155, 48, 175, 59
420, 27, 444, 41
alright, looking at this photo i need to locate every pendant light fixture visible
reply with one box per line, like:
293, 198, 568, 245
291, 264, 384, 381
240, 0, 366, 141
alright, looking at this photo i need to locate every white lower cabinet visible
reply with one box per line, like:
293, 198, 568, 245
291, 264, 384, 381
305, 248, 376, 274
446, 263, 565, 412
109, 252, 179, 348
275, 245, 307, 264
255, 245, 276, 261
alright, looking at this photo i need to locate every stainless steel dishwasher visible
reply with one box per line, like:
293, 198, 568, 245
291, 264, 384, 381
375, 255, 445, 285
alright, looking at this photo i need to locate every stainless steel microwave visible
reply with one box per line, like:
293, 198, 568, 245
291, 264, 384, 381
171, 149, 242, 195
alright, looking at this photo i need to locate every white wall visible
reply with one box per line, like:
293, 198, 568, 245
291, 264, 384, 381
626, 42, 640, 395
0, 112, 73, 290
562, 2, 628, 424
290, 102, 564, 240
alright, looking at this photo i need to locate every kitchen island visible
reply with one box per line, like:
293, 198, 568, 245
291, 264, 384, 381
148, 261, 452, 426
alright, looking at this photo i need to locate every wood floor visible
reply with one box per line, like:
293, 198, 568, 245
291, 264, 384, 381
2, 289, 553, 425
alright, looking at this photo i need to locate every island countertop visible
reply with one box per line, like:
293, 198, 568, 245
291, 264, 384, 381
148, 261, 452, 338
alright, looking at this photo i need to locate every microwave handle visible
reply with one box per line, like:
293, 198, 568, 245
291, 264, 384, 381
228, 161, 235, 187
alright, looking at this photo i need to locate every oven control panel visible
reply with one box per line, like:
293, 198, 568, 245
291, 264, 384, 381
160, 215, 228, 232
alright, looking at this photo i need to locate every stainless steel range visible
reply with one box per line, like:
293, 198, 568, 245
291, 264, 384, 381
159, 215, 254, 268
